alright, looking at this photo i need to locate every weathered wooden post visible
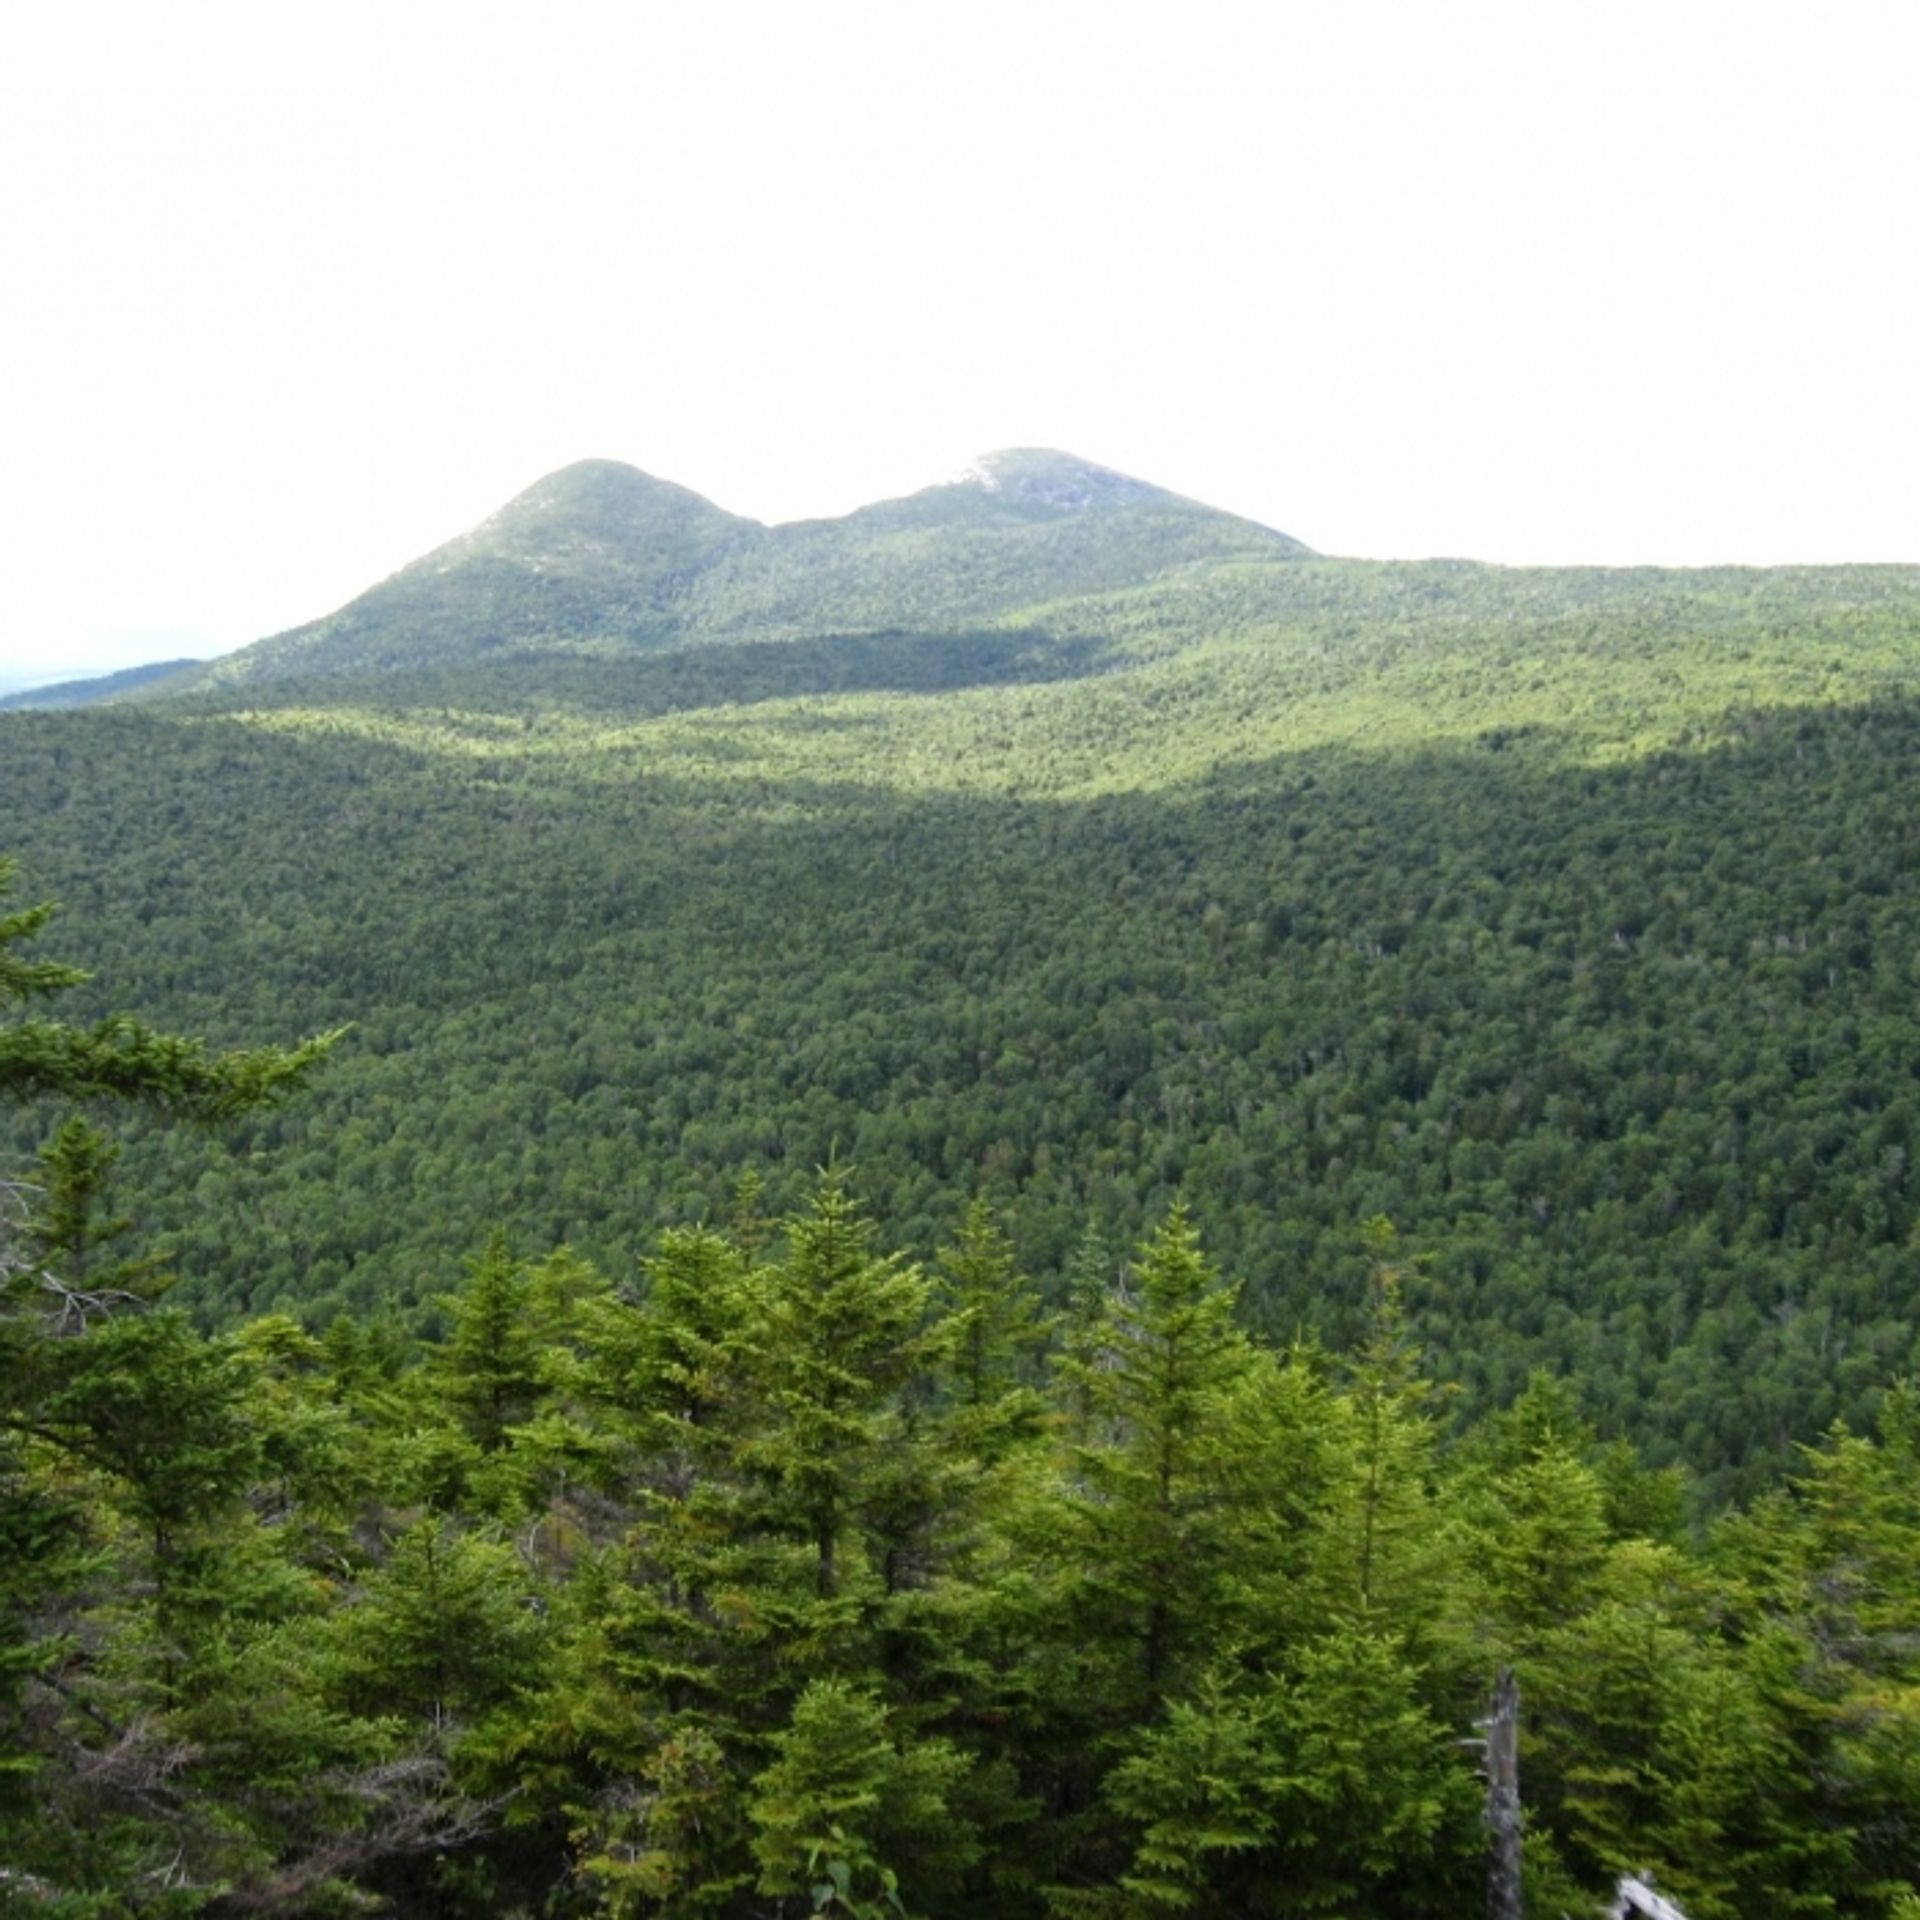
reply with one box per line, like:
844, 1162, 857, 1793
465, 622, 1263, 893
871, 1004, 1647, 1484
1485, 1666, 1524, 1920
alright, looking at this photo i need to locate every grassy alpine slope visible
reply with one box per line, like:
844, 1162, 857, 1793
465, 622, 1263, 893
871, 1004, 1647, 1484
5, 453, 1920, 1493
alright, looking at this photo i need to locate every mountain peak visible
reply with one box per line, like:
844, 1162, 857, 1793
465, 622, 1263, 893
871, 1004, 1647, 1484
187, 447, 1311, 689
949, 448, 1167, 513
467, 459, 752, 555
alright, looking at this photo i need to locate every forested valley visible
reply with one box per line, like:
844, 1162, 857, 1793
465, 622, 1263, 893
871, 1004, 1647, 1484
6, 458, 1920, 1912
9, 565, 1920, 1494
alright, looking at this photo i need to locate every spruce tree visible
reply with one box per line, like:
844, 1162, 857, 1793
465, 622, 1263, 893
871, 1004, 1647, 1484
745, 1169, 940, 1605
439, 1228, 542, 1456
1337, 1218, 1442, 1626
935, 1197, 1049, 1423
748, 1677, 979, 1917
27, 1116, 163, 1301
1057, 1204, 1261, 1703
1096, 1634, 1480, 1918
0, 855, 342, 1908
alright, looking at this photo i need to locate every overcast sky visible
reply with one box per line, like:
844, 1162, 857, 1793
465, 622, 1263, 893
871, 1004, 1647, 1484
3, 0, 1916, 681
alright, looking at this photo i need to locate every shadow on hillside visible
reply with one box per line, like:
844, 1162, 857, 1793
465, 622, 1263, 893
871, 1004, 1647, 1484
8, 687, 1920, 1503
170, 627, 1126, 722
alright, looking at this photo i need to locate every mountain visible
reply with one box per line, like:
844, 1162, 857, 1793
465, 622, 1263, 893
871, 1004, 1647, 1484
0, 657, 204, 711
177, 451, 1309, 691
10, 542, 1920, 1501
11, 443, 1920, 1497
187, 461, 757, 687
11, 454, 1920, 1918
681, 449, 1307, 645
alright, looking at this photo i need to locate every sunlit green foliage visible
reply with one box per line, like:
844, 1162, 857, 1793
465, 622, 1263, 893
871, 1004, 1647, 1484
10, 556, 1920, 1487
7, 479, 1920, 1906
8, 1171, 1919, 1914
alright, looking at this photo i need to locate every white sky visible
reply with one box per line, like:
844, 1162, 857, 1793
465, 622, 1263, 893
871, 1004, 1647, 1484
2, 0, 1917, 680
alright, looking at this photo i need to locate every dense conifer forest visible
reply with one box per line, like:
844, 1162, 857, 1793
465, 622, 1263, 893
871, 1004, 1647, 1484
7, 459, 1920, 1911
7, 984, 1920, 1912
9, 551, 1920, 1492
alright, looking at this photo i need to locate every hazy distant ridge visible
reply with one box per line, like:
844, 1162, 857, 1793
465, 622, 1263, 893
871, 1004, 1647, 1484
0, 657, 204, 711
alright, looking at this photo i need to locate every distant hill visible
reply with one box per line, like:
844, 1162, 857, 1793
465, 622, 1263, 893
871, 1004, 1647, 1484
180, 451, 1309, 690
0, 657, 203, 711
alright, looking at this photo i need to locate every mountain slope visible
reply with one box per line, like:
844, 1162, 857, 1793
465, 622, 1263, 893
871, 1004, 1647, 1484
9, 556, 1920, 1499
189, 461, 757, 687
175, 451, 1310, 691
679, 449, 1307, 643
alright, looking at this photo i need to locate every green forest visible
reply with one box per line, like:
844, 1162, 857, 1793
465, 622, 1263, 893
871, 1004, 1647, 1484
7, 558, 1920, 1494
6, 919, 1920, 1913
7, 457, 1920, 1912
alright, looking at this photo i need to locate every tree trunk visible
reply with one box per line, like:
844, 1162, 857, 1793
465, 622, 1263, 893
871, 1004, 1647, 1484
1485, 1666, 1523, 1920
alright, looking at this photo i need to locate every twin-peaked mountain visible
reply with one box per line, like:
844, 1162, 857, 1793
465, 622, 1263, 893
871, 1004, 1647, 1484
182, 450, 1309, 690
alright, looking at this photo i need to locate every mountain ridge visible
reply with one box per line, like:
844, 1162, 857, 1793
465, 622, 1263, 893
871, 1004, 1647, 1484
0, 657, 206, 711
155, 450, 1309, 695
